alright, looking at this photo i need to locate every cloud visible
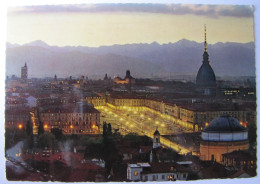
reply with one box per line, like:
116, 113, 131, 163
8, 4, 254, 18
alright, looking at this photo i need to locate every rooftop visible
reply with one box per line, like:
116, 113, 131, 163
203, 115, 247, 132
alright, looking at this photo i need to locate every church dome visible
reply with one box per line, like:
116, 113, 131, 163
202, 115, 248, 142
203, 114, 246, 132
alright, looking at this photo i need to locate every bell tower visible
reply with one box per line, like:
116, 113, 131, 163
153, 129, 161, 149
21, 63, 28, 81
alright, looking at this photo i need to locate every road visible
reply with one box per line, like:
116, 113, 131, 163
96, 106, 191, 154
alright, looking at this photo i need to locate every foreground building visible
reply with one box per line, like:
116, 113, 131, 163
200, 115, 249, 162
127, 162, 188, 181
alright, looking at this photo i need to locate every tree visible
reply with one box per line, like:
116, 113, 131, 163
107, 123, 112, 136
38, 121, 45, 136
103, 122, 107, 138
26, 119, 33, 136
37, 132, 56, 149
124, 133, 141, 143
248, 120, 257, 150
51, 128, 63, 140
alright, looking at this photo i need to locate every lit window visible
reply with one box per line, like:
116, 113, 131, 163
134, 171, 138, 176
170, 166, 174, 171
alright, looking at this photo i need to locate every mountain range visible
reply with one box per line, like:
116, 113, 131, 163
6, 40, 255, 79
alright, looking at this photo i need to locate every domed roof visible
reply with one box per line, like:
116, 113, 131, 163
196, 55, 216, 87
203, 114, 246, 132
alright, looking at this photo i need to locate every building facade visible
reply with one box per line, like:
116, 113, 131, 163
127, 162, 188, 181
87, 94, 252, 132
39, 104, 100, 134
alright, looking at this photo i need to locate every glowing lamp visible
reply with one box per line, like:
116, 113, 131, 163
18, 124, 23, 129
70, 125, 74, 129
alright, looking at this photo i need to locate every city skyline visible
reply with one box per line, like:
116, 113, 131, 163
4, 2, 257, 183
7, 4, 254, 47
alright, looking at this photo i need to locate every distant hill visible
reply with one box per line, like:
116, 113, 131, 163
6, 40, 255, 79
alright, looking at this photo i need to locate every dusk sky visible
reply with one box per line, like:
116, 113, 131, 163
7, 4, 254, 47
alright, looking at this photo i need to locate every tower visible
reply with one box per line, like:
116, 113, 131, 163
21, 63, 28, 81
196, 25, 216, 95
153, 129, 161, 149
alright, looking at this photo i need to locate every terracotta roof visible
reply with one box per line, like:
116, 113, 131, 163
22, 152, 84, 168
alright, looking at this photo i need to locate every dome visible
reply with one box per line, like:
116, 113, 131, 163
203, 114, 246, 132
196, 61, 216, 87
201, 115, 248, 142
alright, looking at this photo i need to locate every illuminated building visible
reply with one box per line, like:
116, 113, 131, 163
39, 104, 100, 134
179, 104, 248, 131
196, 25, 216, 95
86, 97, 106, 107
200, 115, 249, 163
89, 95, 251, 132
5, 109, 31, 129
114, 70, 135, 84
127, 162, 188, 181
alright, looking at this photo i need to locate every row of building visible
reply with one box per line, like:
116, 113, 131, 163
86, 94, 254, 131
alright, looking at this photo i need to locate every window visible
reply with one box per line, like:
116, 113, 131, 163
162, 175, 165, 179
134, 171, 138, 176
183, 173, 186, 178
170, 166, 174, 171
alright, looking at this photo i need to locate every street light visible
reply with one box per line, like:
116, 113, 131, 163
44, 124, 48, 129
18, 123, 23, 129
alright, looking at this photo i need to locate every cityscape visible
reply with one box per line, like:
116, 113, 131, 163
5, 3, 257, 183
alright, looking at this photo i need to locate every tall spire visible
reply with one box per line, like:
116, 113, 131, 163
204, 24, 208, 53
203, 24, 209, 63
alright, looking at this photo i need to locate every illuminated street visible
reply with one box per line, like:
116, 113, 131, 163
96, 105, 191, 154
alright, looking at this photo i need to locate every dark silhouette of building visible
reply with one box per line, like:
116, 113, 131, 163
21, 63, 28, 81
114, 70, 135, 84
196, 25, 216, 95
